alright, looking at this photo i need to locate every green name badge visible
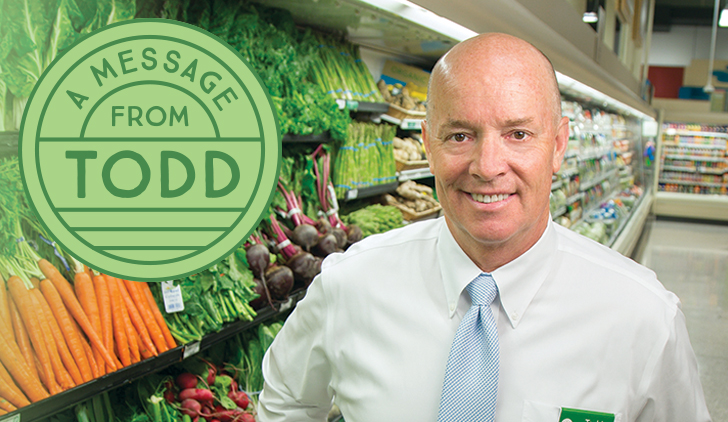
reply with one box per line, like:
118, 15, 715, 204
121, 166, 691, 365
560, 407, 615, 422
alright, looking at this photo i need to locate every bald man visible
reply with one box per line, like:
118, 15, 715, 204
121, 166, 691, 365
258, 33, 710, 422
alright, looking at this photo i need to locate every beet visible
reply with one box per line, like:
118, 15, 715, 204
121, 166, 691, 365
287, 251, 320, 287
317, 217, 332, 234
313, 233, 338, 257
248, 278, 270, 310
331, 227, 347, 249
291, 224, 319, 251
264, 265, 294, 300
246, 244, 270, 279
346, 225, 363, 246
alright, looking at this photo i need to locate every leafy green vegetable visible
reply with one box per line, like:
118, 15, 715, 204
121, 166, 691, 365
343, 204, 404, 237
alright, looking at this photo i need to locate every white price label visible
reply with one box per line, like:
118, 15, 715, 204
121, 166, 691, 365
347, 189, 358, 200
0, 413, 20, 422
183, 341, 200, 359
161, 280, 184, 313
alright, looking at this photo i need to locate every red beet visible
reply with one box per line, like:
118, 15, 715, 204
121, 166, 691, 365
248, 278, 269, 310
313, 233, 338, 257
287, 251, 320, 287
346, 224, 363, 246
264, 265, 294, 301
292, 224, 319, 251
246, 244, 270, 279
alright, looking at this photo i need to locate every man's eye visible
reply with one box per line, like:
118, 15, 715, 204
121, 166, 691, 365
512, 131, 527, 140
451, 133, 467, 142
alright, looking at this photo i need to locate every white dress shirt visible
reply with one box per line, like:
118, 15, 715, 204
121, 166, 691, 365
258, 217, 710, 421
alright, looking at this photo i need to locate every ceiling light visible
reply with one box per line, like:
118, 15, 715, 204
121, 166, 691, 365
720, 7, 728, 27
583, 11, 598, 23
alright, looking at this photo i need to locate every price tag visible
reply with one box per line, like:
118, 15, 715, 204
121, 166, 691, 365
346, 189, 358, 200
346, 100, 359, 111
161, 280, 184, 313
401, 119, 422, 130
183, 341, 200, 359
335, 99, 345, 109
0, 413, 20, 422
279, 297, 294, 312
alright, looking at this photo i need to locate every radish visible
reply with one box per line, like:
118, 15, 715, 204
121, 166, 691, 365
228, 390, 250, 409
180, 398, 202, 418
176, 373, 198, 390
211, 405, 245, 422
240, 413, 255, 422
179, 388, 214, 403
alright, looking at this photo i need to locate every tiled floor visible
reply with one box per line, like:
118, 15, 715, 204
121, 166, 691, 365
636, 218, 728, 422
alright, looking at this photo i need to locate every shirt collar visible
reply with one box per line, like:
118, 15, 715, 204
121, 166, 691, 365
438, 218, 557, 329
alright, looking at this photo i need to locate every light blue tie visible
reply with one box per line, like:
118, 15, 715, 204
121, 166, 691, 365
437, 273, 499, 422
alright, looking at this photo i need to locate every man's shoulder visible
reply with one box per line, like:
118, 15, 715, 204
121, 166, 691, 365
553, 223, 680, 311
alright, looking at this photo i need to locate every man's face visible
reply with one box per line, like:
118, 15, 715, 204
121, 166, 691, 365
423, 51, 568, 266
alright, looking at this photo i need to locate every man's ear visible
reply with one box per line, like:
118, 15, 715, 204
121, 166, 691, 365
422, 120, 435, 174
552, 116, 570, 174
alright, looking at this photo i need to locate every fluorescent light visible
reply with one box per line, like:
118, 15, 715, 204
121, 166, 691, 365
555, 72, 653, 120
583, 11, 598, 23
720, 7, 728, 27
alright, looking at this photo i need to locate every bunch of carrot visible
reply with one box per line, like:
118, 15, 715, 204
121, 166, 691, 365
0, 258, 177, 413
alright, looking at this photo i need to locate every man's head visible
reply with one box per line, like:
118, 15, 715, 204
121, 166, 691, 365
422, 33, 569, 272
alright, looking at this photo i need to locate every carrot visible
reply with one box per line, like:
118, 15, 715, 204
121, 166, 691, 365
92, 273, 112, 375
39, 279, 94, 383
74, 272, 105, 377
0, 321, 49, 402
28, 287, 75, 390
115, 278, 140, 364
6, 276, 60, 395
38, 259, 117, 371
0, 275, 14, 344
80, 337, 98, 379
8, 297, 36, 380
126, 280, 168, 354
0, 408, 6, 416
105, 275, 130, 367
0, 397, 16, 412
31, 286, 83, 387
0, 362, 29, 408
140, 282, 176, 349
119, 280, 158, 358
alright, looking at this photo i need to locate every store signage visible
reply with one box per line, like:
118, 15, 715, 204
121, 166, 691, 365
19, 19, 281, 282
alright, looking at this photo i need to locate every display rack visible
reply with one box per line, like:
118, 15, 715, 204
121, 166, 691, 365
2, 288, 306, 422
654, 121, 728, 221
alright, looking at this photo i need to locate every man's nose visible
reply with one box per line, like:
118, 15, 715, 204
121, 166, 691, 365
469, 134, 509, 181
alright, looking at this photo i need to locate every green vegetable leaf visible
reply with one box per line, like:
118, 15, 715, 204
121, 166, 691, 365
212, 375, 236, 409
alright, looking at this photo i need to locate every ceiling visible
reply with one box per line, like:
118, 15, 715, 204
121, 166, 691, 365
653, 0, 723, 31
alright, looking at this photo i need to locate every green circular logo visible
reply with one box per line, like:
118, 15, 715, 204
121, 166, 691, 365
19, 19, 281, 282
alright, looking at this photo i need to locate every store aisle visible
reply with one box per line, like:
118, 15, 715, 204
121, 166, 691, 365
637, 218, 728, 421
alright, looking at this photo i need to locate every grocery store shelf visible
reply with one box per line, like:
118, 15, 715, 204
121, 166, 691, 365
379, 113, 424, 131
659, 179, 727, 188
664, 154, 727, 162
580, 168, 618, 191
5, 290, 306, 422
610, 190, 653, 256
664, 129, 728, 139
552, 206, 567, 218
559, 167, 579, 177
551, 179, 563, 190
566, 192, 583, 204
653, 191, 728, 222
335, 100, 390, 114
0, 131, 18, 158
661, 165, 696, 173
340, 181, 399, 201
663, 143, 726, 150
577, 147, 614, 161
699, 167, 727, 175
282, 132, 333, 144
398, 167, 433, 182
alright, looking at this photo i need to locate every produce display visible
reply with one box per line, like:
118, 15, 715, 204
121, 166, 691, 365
36, 320, 284, 422
309, 34, 384, 103
333, 122, 397, 198
384, 180, 441, 221
0, 159, 177, 411
341, 204, 404, 238
0, 0, 136, 130
393, 136, 426, 163
377, 80, 427, 113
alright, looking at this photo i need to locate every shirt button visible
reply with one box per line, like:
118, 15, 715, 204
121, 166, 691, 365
449, 304, 456, 312
511, 311, 519, 321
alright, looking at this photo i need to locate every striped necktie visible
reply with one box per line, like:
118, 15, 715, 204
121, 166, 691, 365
437, 273, 499, 422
